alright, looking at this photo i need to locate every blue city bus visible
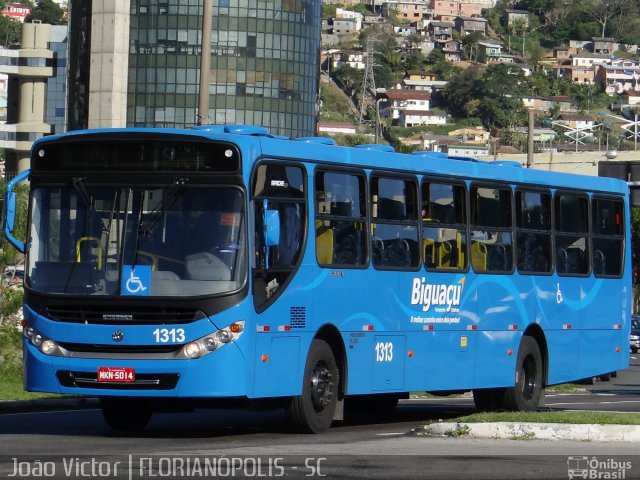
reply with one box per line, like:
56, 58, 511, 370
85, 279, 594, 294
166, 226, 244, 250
3, 125, 631, 433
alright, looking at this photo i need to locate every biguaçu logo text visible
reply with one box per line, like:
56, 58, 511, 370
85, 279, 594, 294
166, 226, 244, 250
410, 277, 465, 313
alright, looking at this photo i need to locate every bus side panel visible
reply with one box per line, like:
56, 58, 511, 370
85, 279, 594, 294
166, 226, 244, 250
578, 329, 624, 380
253, 334, 302, 397
372, 335, 405, 391
545, 329, 580, 385
403, 331, 475, 392
473, 331, 519, 389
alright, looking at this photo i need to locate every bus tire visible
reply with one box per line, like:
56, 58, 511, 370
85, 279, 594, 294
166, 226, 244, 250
286, 339, 339, 433
472, 388, 502, 412
502, 336, 544, 411
100, 397, 152, 432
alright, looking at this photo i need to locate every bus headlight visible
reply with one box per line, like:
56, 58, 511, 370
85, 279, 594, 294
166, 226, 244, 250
180, 321, 245, 359
216, 330, 232, 344
32, 334, 43, 347
204, 337, 218, 351
40, 339, 59, 356
184, 342, 203, 359
22, 325, 62, 356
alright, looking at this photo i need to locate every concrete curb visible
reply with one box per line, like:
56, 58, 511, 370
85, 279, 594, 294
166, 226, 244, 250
0, 397, 99, 414
416, 422, 640, 442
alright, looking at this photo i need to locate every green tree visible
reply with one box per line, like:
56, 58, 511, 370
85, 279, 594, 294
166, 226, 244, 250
26, 0, 65, 25
0, 16, 21, 47
0, 180, 28, 325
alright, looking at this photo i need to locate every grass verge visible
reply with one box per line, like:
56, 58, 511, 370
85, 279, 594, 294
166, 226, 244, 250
0, 323, 63, 401
453, 411, 640, 425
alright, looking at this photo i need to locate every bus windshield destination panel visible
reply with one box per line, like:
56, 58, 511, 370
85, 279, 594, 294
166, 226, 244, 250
5, 125, 631, 434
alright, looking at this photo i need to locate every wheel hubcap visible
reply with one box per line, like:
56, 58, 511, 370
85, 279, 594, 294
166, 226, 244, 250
310, 360, 334, 412
521, 354, 538, 401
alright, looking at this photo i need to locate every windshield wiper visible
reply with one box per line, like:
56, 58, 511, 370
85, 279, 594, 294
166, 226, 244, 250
137, 178, 187, 240
72, 177, 92, 206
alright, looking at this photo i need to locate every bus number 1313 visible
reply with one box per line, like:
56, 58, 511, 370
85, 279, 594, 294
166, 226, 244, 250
375, 342, 393, 362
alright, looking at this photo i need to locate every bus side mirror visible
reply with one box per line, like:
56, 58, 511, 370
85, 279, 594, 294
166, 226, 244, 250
262, 199, 280, 271
3, 169, 29, 253
264, 209, 281, 248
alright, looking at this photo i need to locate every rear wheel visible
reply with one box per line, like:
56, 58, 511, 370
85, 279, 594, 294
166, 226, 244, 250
100, 397, 152, 432
502, 336, 544, 411
286, 339, 339, 433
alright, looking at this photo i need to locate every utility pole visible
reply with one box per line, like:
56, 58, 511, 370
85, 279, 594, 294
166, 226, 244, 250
527, 109, 534, 168
358, 37, 378, 127
197, 0, 212, 126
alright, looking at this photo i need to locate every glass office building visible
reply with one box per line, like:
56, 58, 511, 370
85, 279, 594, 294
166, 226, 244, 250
127, 0, 322, 137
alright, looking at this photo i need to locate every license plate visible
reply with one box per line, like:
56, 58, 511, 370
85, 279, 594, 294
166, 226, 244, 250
97, 367, 135, 383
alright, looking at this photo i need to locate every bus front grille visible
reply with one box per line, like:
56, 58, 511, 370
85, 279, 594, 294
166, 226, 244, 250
45, 306, 203, 324
56, 371, 179, 390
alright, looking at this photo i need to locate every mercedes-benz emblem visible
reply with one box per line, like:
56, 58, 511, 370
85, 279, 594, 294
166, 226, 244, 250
112, 330, 124, 342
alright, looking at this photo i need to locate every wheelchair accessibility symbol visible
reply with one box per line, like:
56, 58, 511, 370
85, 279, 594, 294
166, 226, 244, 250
122, 265, 151, 296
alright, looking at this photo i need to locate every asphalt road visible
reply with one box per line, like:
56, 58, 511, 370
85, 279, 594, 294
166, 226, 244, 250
1, 354, 639, 479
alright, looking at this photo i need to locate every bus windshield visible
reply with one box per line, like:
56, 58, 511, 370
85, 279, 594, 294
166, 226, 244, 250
27, 185, 247, 297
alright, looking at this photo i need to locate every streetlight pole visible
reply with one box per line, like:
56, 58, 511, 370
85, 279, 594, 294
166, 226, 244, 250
197, 0, 212, 126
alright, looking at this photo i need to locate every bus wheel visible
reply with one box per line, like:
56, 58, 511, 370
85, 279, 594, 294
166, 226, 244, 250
100, 398, 152, 432
286, 339, 339, 433
502, 336, 544, 411
472, 388, 502, 412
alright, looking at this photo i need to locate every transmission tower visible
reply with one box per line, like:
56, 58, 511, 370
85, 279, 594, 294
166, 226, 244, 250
358, 36, 378, 126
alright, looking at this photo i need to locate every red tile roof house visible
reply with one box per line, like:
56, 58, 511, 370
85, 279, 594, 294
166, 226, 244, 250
383, 89, 431, 120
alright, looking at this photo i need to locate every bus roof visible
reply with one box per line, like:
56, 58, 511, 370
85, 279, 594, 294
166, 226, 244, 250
31, 126, 629, 196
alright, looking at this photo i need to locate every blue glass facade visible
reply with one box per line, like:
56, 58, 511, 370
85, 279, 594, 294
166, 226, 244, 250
45, 25, 68, 135
127, 0, 322, 137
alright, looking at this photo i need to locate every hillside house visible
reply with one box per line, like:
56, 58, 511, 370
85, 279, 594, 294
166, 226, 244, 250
455, 16, 487, 36
429, 21, 454, 46
556, 113, 597, 137
399, 109, 447, 127
505, 10, 529, 27
595, 59, 640, 95
383, 89, 431, 120
442, 40, 462, 62
382, 0, 431, 20
318, 122, 357, 135
446, 143, 490, 156
592, 37, 616, 55
553, 64, 596, 84
571, 53, 609, 68
432, 0, 483, 23
402, 70, 448, 91
477, 41, 503, 63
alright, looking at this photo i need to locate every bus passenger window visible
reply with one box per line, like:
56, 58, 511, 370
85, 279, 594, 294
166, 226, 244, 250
515, 191, 552, 274
371, 176, 419, 269
315, 170, 367, 267
421, 181, 467, 271
470, 186, 513, 273
555, 194, 589, 276
592, 197, 624, 277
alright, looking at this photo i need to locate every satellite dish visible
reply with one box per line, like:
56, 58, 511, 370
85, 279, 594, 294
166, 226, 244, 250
605, 150, 618, 159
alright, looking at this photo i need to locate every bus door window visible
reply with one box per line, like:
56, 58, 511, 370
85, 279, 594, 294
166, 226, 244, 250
515, 190, 552, 274
314, 170, 366, 267
555, 193, 589, 275
252, 162, 306, 307
471, 186, 513, 273
421, 181, 467, 271
591, 197, 624, 276
370, 175, 419, 269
